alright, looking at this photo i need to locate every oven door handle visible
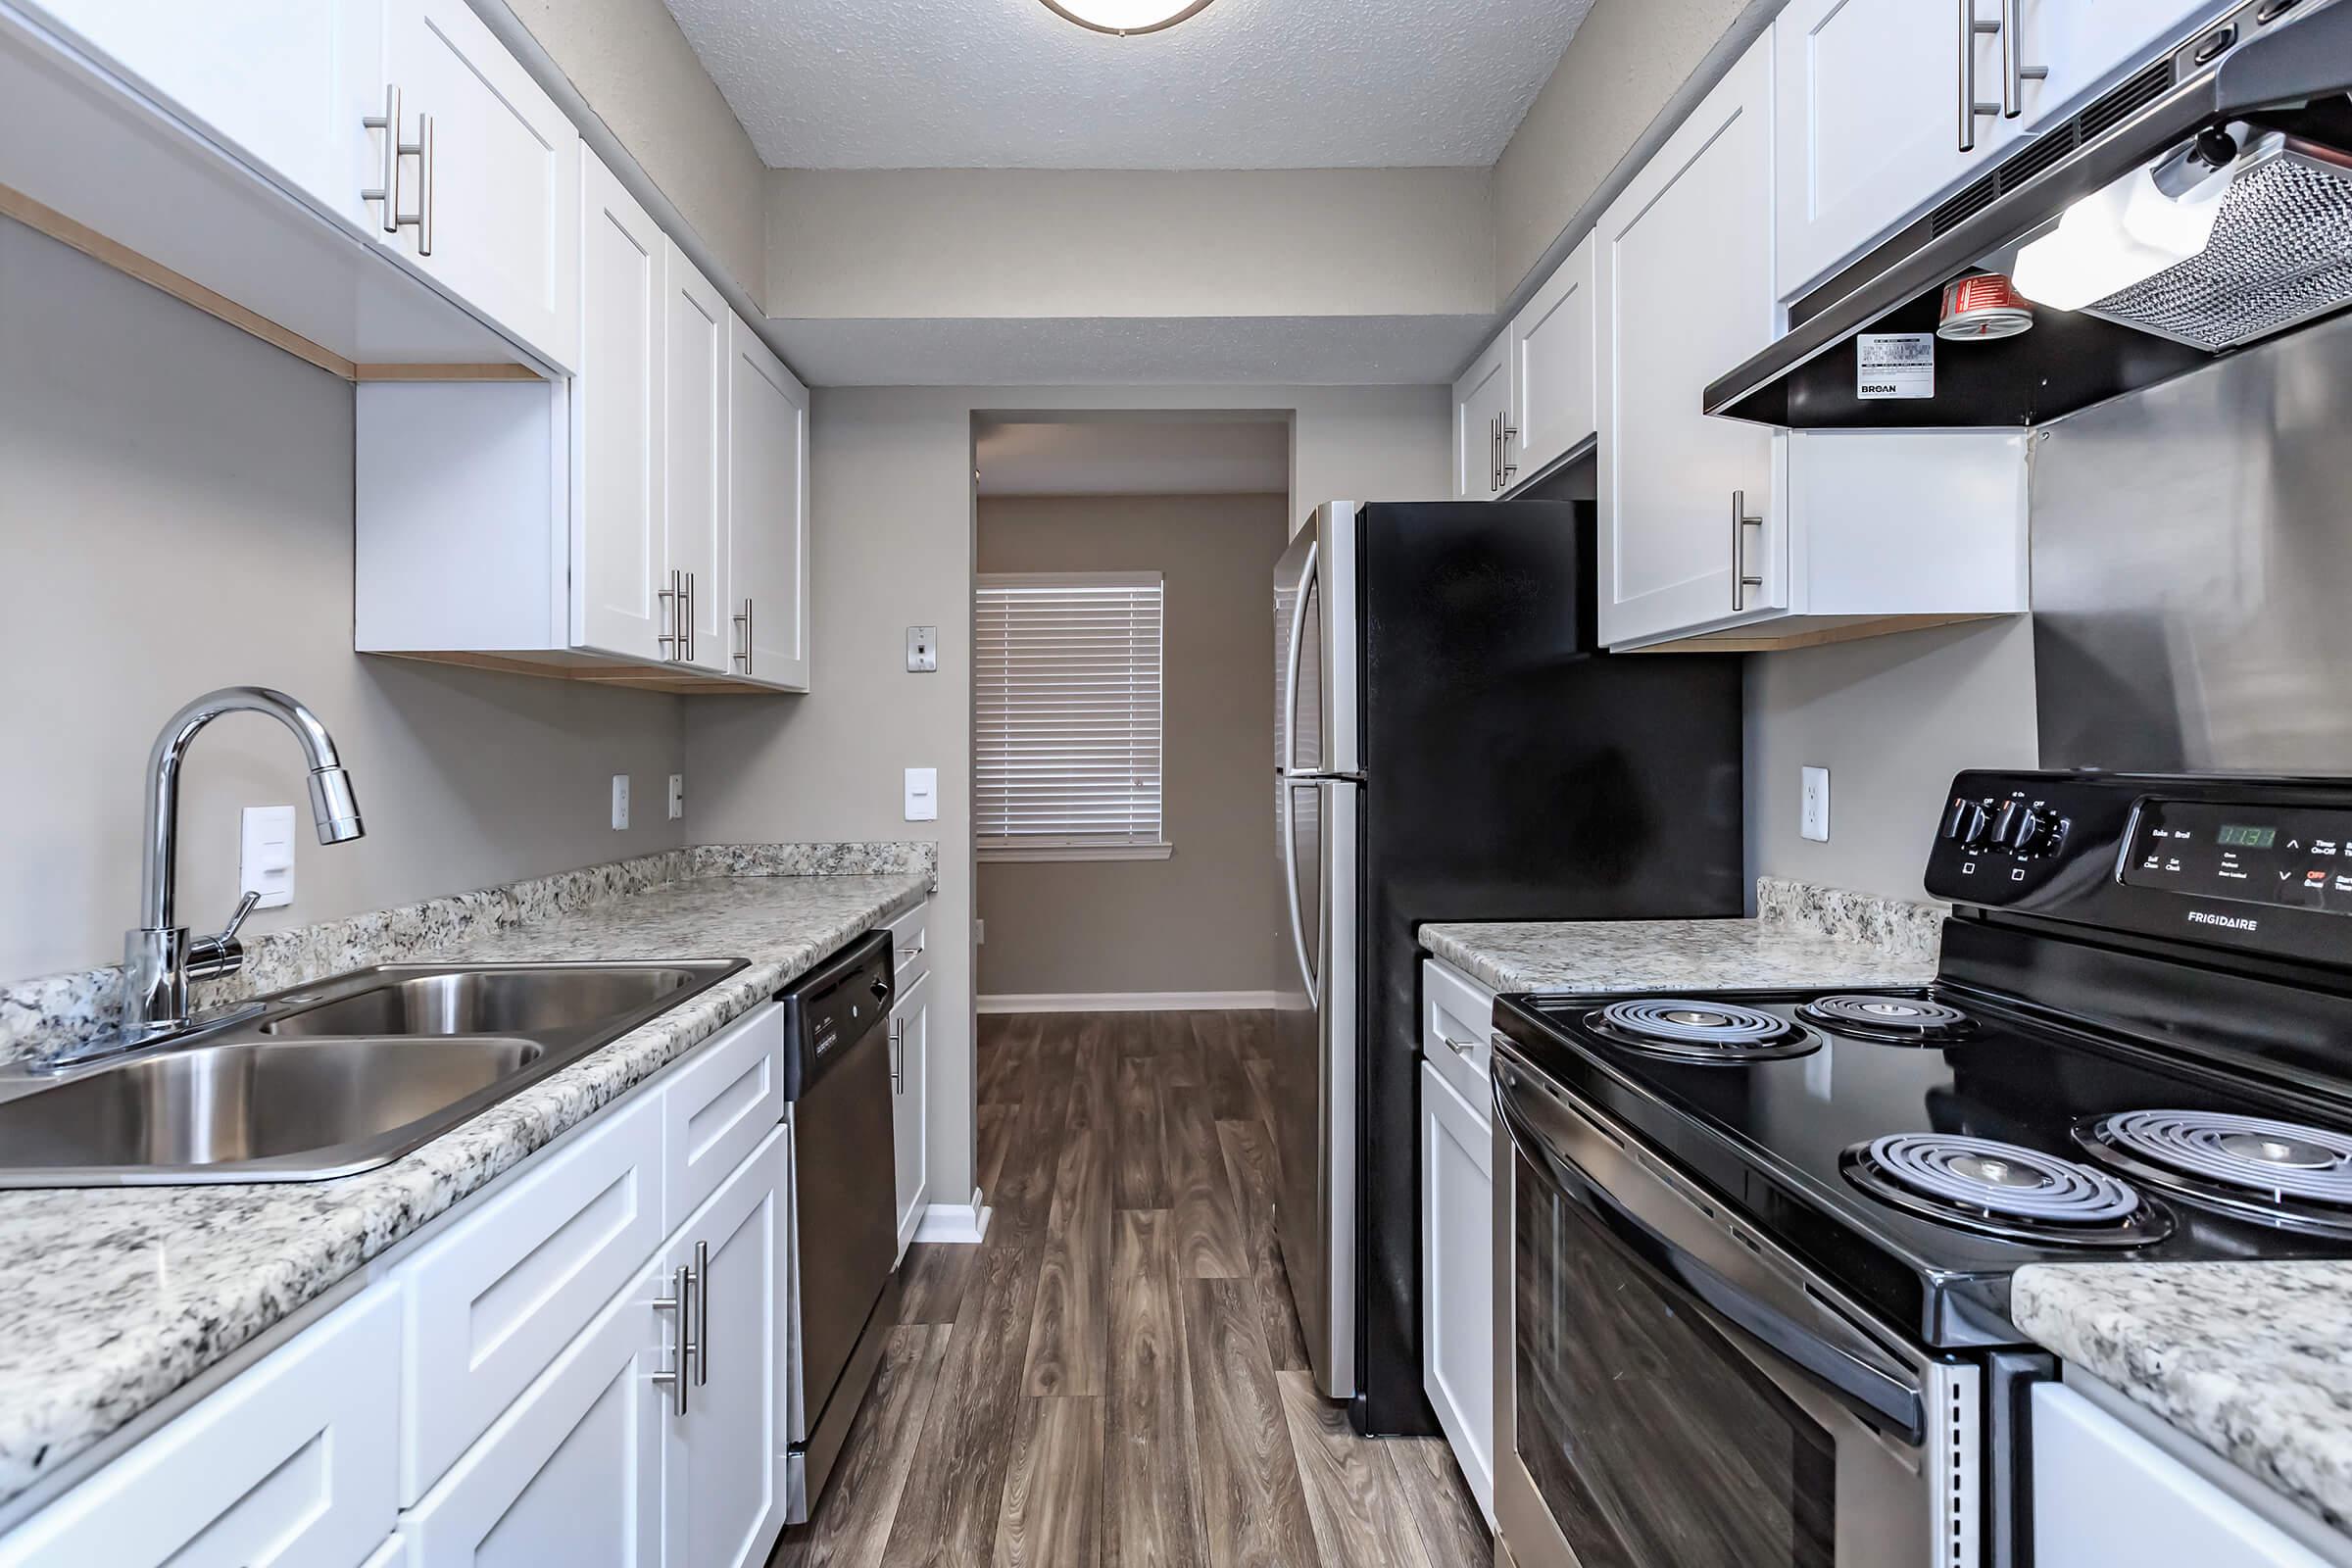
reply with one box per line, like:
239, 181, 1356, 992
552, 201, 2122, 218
1495, 1073, 1928, 1446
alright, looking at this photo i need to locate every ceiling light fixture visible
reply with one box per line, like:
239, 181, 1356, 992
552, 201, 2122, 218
1039, 0, 1215, 36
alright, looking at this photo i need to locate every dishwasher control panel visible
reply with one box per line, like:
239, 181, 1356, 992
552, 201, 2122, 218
779, 930, 895, 1100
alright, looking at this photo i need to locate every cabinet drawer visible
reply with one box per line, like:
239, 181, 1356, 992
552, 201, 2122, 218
0, 1288, 400, 1568
663, 1002, 785, 1232
401, 1257, 665, 1568
886, 899, 930, 993
395, 1088, 664, 1504
1421, 957, 1495, 1115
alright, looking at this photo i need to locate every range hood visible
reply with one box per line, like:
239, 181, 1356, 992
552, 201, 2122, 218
1709, 0, 2352, 429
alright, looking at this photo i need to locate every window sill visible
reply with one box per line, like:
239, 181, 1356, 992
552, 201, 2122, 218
978, 844, 1174, 863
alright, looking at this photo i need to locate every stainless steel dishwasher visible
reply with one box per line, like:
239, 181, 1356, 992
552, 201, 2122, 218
778, 930, 903, 1523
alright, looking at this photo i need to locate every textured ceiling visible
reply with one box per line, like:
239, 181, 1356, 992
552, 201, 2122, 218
662, 0, 1597, 170
766, 314, 1493, 386
976, 418, 1290, 495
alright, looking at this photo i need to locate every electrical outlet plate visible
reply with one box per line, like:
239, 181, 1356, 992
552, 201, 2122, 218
1801, 766, 1831, 843
906, 625, 938, 673
612, 774, 631, 831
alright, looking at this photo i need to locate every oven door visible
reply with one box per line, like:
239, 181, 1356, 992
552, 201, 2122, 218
1492, 1044, 1981, 1568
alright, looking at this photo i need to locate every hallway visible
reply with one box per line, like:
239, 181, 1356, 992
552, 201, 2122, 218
776, 1011, 1491, 1567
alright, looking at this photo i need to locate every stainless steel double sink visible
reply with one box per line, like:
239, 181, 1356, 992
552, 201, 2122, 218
0, 960, 746, 1187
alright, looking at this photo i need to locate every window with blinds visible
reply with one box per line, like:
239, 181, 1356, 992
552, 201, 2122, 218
974, 572, 1166, 858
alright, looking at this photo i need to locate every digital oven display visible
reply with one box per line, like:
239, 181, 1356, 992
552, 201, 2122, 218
2123, 801, 2352, 915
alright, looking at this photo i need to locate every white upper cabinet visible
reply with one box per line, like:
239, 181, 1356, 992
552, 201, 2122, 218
1507, 231, 1597, 481
726, 318, 812, 691
1596, 32, 1784, 648
1451, 333, 1513, 501
1776, 0, 2235, 303
664, 238, 731, 675
574, 154, 668, 664
25, 0, 379, 228
372, 0, 580, 371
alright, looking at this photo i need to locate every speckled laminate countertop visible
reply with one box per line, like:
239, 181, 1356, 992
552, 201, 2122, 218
2014, 1261, 2352, 1539
1420, 876, 1945, 995
0, 861, 928, 1510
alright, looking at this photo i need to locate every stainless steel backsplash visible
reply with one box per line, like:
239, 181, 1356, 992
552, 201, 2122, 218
2032, 308, 2352, 773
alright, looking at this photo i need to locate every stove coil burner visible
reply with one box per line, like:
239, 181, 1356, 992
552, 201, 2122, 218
1843, 1133, 2174, 1248
1588, 999, 1818, 1062
2077, 1110, 2352, 1235
1796, 994, 1976, 1046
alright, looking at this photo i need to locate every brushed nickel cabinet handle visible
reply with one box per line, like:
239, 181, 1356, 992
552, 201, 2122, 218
651, 1261, 695, 1416
658, 570, 681, 659
891, 1019, 906, 1094
1438, 1032, 1479, 1056
1499, 420, 1519, 489
2000, 0, 2047, 119
1957, 0, 2001, 152
416, 112, 435, 257
694, 1240, 710, 1386
361, 85, 402, 234
1733, 490, 1766, 611
683, 571, 696, 663
734, 599, 753, 673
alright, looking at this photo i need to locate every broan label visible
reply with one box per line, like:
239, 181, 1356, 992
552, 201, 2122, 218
1857, 333, 1935, 400
2187, 909, 2260, 932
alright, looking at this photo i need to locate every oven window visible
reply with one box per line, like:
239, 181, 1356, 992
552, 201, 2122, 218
1514, 1151, 1837, 1568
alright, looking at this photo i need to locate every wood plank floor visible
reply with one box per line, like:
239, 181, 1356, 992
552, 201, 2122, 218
773, 1010, 1491, 1568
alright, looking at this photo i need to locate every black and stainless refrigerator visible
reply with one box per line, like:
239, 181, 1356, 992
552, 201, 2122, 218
1271, 498, 1744, 1437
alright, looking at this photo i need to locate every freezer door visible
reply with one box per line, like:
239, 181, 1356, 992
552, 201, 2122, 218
1275, 504, 1359, 777
1272, 775, 1359, 1399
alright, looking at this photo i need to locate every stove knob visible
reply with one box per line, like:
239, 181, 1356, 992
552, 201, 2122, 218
1991, 801, 2055, 855
1940, 797, 1991, 845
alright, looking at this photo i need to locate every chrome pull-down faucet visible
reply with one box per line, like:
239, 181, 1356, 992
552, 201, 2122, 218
49, 688, 366, 1069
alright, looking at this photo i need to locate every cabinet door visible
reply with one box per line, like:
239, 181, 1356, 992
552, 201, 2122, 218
1775, 0, 2013, 300
1451, 333, 1512, 500
1596, 32, 1783, 649
0, 1288, 400, 1568
725, 315, 811, 690
1420, 1062, 1495, 1530
25, 0, 378, 229
1508, 232, 1596, 479
2033, 1384, 2329, 1568
378, 0, 580, 370
402, 1261, 665, 1568
892, 971, 931, 1258
663, 238, 731, 673
572, 153, 667, 662
662, 1129, 789, 1568
2010, 0, 2233, 132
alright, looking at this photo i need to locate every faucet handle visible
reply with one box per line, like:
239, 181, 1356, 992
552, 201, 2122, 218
186, 891, 262, 981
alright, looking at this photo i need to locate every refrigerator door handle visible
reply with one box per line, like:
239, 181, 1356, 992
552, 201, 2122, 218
1280, 540, 1317, 775
1281, 779, 1318, 1002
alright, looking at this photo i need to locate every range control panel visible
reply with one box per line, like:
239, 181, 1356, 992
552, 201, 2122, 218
2121, 800, 2352, 916
1924, 770, 2352, 968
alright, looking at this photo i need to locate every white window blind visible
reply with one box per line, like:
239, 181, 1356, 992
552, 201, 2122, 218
975, 572, 1165, 854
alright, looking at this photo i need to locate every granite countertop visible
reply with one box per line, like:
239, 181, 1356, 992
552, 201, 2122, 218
2014, 1260, 2352, 1539
1420, 877, 1945, 995
0, 859, 929, 1510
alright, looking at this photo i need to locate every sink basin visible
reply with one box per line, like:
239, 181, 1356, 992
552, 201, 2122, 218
0, 957, 746, 1186
0, 1037, 542, 1179
261, 965, 709, 1038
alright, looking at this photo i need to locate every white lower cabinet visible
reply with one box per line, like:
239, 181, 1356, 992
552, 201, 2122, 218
0, 1289, 399, 1568
402, 1259, 667, 1568
662, 1129, 789, 1568
891, 968, 932, 1258
1420, 1060, 1494, 1529
2034, 1383, 2330, 1567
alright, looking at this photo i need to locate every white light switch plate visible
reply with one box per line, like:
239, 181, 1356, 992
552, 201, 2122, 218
612, 774, 630, 831
1800, 766, 1832, 843
905, 767, 938, 822
240, 805, 297, 908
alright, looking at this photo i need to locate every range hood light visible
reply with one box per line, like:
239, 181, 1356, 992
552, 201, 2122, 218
2012, 151, 2235, 312
1039, 0, 1214, 34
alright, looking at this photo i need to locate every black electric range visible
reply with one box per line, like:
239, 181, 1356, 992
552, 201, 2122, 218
1489, 770, 2352, 1568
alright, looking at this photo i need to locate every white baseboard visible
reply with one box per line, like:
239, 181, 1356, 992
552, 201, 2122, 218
976, 990, 1285, 1014
913, 1189, 991, 1245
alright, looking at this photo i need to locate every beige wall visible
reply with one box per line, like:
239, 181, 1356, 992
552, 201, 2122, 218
495, 0, 768, 305
1491, 0, 1770, 304
766, 169, 1494, 322
0, 218, 686, 983
1744, 617, 2040, 903
680, 382, 1446, 1214
974, 494, 1288, 1001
